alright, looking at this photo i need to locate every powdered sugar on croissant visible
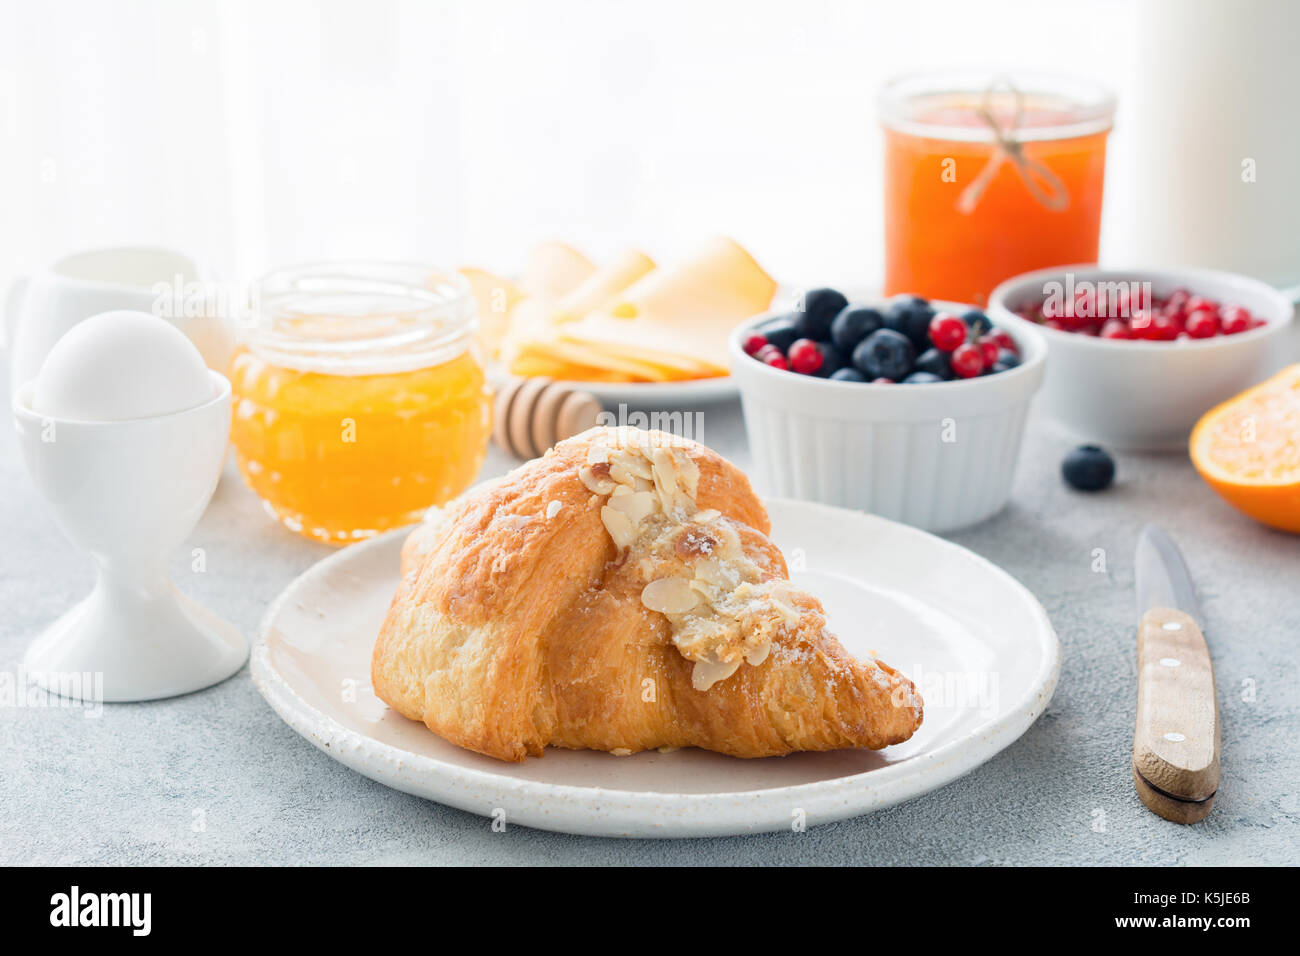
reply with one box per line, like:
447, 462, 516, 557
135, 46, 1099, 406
373, 426, 923, 762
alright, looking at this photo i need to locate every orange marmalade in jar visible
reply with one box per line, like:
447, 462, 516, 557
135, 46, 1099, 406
880, 71, 1115, 306
230, 262, 491, 544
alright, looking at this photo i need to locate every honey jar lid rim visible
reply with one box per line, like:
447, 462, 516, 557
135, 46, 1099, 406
240, 260, 477, 374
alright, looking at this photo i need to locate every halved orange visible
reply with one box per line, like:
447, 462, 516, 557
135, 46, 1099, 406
1190, 364, 1300, 532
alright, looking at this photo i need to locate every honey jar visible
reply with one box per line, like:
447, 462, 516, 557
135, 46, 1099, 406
229, 262, 492, 544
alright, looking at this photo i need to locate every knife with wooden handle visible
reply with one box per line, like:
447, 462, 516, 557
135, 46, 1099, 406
1132, 525, 1220, 824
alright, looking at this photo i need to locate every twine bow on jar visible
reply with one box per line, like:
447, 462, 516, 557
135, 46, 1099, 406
956, 78, 1071, 215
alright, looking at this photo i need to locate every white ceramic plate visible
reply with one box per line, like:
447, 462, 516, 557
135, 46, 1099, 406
485, 362, 737, 405
559, 375, 737, 405
251, 499, 1059, 838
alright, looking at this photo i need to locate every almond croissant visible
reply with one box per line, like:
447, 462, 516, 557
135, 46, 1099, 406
372, 427, 922, 762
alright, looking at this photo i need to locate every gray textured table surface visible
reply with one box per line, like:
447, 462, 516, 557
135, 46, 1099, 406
3, 378, 1298, 866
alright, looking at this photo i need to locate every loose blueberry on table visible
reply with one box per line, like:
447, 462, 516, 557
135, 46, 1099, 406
1062, 445, 1116, 492
1016, 287, 1266, 340
745, 291, 1023, 384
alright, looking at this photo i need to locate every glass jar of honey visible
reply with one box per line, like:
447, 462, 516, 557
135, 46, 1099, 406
880, 70, 1116, 306
229, 262, 492, 545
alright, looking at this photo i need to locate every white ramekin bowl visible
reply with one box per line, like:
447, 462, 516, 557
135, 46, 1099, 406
989, 265, 1297, 450
730, 309, 1046, 534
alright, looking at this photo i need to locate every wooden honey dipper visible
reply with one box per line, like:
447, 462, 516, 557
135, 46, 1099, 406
493, 377, 604, 459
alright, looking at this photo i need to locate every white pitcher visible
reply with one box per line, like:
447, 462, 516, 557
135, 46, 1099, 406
5, 247, 236, 395
1112, 0, 1300, 292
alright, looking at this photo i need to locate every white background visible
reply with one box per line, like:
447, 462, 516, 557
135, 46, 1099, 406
0, 0, 1248, 294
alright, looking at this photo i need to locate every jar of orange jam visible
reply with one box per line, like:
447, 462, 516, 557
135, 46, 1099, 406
880, 71, 1116, 306
229, 262, 492, 544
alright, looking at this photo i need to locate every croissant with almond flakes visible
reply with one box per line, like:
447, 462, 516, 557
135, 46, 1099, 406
371, 427, 922, 762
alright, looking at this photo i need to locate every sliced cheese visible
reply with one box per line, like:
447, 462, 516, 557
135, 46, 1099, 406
508, 353, 635, 383
521, 241, 596, 299
552, 249, 656, 322
504, 249, 659, 375
512, 337, 682, 382
557, 236, 776, 372
488, 236, 774, 384
549, 333, 721, 377
458, 267, 521, 358
500, 297, 556, 355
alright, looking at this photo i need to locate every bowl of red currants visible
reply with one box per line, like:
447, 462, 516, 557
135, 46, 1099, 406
729, 289, 1046, 533
989, 265, 1296, 449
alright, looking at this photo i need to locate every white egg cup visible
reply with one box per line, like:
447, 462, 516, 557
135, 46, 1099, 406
12, 371, 247, 702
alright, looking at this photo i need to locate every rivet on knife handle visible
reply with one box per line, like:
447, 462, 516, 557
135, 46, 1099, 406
1132, 607, 1220, 824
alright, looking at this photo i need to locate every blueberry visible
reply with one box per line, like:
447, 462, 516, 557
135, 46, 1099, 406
902, 371, 944, 384
885, 298, 936, 351
914, 347, 953, 380
852, 328, 915, 381
991, 362, 1012, 373
995, 348, 1020, 369
794, 288, 848, 340
813, 340, 846, 377
962, 309, 992, 337
830, 306, 885, 353
758, 315, 800, 352
829, 367, 867, 383
1062, 445, 1115, 492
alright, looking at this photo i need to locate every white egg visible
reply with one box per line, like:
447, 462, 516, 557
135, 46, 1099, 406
33, 310, 216, 421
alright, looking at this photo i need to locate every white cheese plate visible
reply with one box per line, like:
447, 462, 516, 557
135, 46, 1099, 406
486, 361, 738, 405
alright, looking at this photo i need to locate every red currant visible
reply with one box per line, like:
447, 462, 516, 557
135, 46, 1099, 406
1220, 306, 1252, 335
743, 333, 769, 356
1104, 286, 1128, 318
1024, 286, 1265, 345
1147, 314, 1179, 340
787, 338, 823, 375
1129, 310, 1155, 337
872, 377, 895, 384
977, 336, 1000, 367
928, 313, 967, 352
1059, 310, 1089, 331
988, 329, 1018, 353
761, 350, 789, 371
1071, 287, 1092, 317
950, 342, 985, 378
1185, 309, 1219, 339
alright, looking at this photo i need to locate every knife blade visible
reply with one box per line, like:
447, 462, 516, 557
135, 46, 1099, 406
1131, 524, 1220, 824
1135, 524, 1203, 629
